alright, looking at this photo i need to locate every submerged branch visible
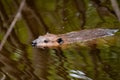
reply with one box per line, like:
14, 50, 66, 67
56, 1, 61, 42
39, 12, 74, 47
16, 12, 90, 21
110, 0, 120, 21
0, 0, 26, 51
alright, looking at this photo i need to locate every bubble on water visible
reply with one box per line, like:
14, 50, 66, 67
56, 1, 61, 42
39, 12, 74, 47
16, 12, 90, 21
76, 12, 80, 17
63, 17, 68, 21
62, 26, 65, 29
88, 3, 92, 7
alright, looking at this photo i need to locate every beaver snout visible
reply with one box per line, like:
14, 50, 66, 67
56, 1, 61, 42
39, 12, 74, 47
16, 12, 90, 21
32, 41, 37, 47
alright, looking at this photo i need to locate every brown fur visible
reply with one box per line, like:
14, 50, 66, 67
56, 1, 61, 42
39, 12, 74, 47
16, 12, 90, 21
32, 28, 118, 49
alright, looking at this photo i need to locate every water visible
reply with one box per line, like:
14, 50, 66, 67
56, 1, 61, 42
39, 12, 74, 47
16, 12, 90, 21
0, 34, 120, 80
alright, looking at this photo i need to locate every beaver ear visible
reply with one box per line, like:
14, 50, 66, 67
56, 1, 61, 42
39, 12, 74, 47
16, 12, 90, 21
57, 38, 64, 45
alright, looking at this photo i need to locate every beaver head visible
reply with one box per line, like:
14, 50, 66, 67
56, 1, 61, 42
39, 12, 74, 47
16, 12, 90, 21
32, 33, 64, 48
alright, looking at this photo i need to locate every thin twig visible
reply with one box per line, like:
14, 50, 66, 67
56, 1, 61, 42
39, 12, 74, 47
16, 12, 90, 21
0, 0, 26, 51
110, 0, 120, 21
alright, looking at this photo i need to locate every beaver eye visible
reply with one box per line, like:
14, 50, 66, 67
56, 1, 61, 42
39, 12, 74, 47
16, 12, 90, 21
44, 40, 49, 43
57, 38, 64, 44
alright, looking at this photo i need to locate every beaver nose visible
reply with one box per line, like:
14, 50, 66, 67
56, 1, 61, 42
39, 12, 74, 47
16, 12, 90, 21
32, 41, 37, 47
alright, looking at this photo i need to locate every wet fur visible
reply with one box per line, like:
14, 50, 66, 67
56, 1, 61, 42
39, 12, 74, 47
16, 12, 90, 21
32, 28, 118, 49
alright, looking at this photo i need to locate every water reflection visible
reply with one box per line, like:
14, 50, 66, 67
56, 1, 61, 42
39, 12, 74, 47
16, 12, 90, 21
0, 72, 6, 80
69, 70, 92, 80
0, 35, 120, 80
47, 48, 70, 80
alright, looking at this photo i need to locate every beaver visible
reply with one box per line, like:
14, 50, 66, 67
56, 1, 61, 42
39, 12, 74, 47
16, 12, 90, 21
32, 28, 118, 49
